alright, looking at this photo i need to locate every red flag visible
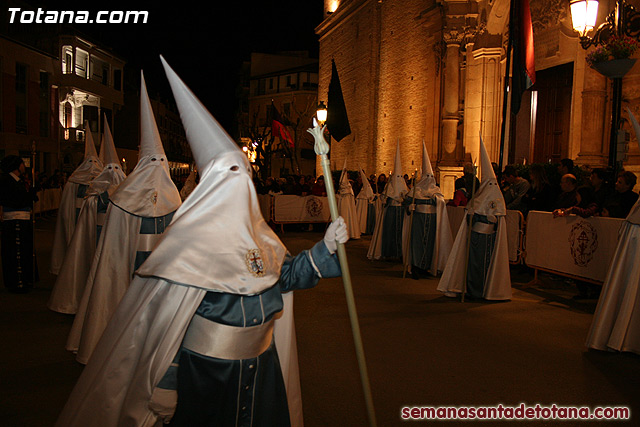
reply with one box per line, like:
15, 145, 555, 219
511, 0, 536, 115
271, 103, 294, 147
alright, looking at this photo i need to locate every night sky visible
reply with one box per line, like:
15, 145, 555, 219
15, 1, 323, 131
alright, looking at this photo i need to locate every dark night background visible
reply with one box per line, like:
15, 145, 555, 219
2, 0, 323, 132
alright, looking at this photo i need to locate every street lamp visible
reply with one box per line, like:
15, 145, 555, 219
570, 0, 640, 171
570, 0, 599, 38
316, 101, 327, 125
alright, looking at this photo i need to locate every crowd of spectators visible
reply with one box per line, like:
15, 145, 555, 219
249, 158, 638, 222
496, 157, 638, 220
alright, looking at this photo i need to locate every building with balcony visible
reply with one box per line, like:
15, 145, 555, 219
0, 31, 125, 177
57, 35, 125, 168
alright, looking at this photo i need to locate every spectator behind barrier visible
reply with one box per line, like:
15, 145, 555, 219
602, 171, 639, 218
523, 164, 556, 213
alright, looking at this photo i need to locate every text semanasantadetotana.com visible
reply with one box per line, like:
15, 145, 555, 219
8, 8, 148, 24
401, 403, 630, 420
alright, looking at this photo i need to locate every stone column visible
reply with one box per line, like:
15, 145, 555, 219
577, 67, 608, 167
441, 29, 464, 165
463, 45, 504, 164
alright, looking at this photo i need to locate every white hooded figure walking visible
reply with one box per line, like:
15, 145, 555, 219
48, 118, 126, 314
401, 141, 453, 278
337, 159, 360, 239
368, 141, 408, 260
50, 125, 103, 274
65, 72, 182, 364
355, 167, 376, 235
586, 108, 640, 355
437, 136, 511, 300
55, 57, 348, 427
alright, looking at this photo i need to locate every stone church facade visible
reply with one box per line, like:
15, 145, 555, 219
316, 0, 640, 197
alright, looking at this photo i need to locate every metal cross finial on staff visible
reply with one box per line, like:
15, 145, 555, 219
307, 119, 377, 427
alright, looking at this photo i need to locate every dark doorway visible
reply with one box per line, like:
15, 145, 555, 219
531, 62, 574, 164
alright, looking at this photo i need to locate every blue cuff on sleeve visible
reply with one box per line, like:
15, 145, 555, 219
308, 240, 342, 279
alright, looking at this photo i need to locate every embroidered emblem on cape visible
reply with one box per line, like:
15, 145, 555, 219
305, 196, 323, 217
151, 191, 158, 204
245, 249, 265, 277
488, 200, 497, 210
568, 221, 598, 267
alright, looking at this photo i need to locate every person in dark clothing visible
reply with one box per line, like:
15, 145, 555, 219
0, 155, 38, 293
557, 168, 613, 218
552, 174, 578, 212
462, 163, 480, 199
523, 164, 556, 213
558, 158, 574, 177
376, 173, 387, 194
602, 171, 639, 218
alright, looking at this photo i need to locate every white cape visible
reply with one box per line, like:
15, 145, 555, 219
437, 214, 512, 300
367, 199, 386, 260
401, 195, 453, 275
585, 221, 640, 354
50, 182, 84, 274
48, 196, 100, 314
338, 193, 360, 240
66, 204, 143, 364
355, 198, 372, 235
57, 277, 303, 427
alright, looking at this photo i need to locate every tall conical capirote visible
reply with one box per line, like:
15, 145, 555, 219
98, 134, 105, 164
67, 122, 102, 184
102, 117, 121, 167
472, 135, 506, 218
422, 140, 434, 177
84, 121, 99, 159
386, 139, 408, 200
139, 71, 168, 160
357, 167, 374, 200
413, 140, 440, 199
135, 55, 287, 295
160, 56, 241, 173
107, 71, 181, 217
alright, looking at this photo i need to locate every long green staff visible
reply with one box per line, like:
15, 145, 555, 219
402, 174, 417, 279
307, 121, 377, 427
461, 160, 478, 303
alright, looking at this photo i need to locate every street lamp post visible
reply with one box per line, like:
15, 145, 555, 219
570, 0, 640, 172
316, 101, 328, 125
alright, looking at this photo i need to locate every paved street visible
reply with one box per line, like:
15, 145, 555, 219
1, 215, 639, 426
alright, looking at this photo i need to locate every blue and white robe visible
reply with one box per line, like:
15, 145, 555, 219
56, 241, 341, 427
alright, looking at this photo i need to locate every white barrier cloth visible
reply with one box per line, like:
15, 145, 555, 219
526, 211, 624, 282
273, 195, 330, 223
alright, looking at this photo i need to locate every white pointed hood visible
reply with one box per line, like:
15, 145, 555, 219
356, 167, 374, 201
109, 72, 181, 217
68, 122, 103, 184
472, 136, 506, 219
385, 140, 408, 201
412, 140, 442, 199
624, 107, 640, 225
136, 57, 287, 295
98, 134, 105, 164
338, 159, 354, 196
87, 118, 126, 196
